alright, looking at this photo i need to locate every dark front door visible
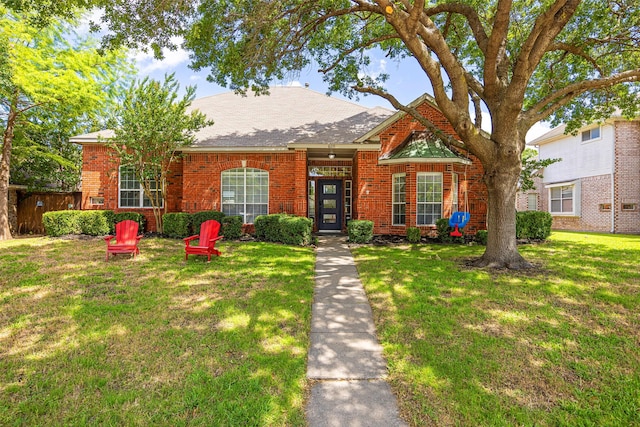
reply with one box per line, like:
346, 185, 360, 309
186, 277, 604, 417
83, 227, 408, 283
317, 180, 343, 231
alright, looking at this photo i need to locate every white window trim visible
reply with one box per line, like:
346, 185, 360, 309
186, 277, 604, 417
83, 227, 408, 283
546, 181, 580, 216
392, 173, 406, 226
221, 168, 269, 224
580, 126, 601, 144
416, 172, 443, 226
118, 166, 162, 209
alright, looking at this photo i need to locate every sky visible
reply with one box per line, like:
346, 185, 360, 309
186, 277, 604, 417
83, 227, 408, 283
133, 41, 552, 143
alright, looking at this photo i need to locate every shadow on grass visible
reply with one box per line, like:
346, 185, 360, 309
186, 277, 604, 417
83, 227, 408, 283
352, 234, 640, 426
0, 237, 314, 426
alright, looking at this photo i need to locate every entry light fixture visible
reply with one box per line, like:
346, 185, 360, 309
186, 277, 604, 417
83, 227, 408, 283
328, 143, 335, 159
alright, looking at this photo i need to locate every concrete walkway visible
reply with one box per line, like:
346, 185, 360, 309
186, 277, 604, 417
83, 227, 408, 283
306, 235, 406, 427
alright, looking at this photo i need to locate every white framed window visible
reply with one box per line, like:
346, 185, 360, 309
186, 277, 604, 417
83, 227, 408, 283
527, 194, 538, 211
392, 173, 406, 226
451, 173, 459, 213
118, 166, 162, 208
549, 185, 574, 214
581, 126, 600, 142
416, 172, 442, 226
221, 168, 268, 224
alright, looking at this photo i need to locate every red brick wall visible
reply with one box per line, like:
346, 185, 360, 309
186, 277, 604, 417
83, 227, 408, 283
80, 144, 183, 231
354, 102, 487, 236
614, 121, 640, 233
180, 151, 308, 217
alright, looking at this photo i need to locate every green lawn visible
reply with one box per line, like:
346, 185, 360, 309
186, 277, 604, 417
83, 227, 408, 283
352, 231, 640, 426
0, 237, 315, 426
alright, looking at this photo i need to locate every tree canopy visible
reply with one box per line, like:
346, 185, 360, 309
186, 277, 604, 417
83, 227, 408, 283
0, 7, 132, 239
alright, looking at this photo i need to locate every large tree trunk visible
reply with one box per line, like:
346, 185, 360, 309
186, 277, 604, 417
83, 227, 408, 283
473, 144, 532, 269
0, 108, 18, 241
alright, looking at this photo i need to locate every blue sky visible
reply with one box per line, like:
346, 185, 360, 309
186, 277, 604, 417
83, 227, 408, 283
133, 41, 552, 142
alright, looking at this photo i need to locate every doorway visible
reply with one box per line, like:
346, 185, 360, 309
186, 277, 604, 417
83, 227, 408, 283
317, 180, 343, 231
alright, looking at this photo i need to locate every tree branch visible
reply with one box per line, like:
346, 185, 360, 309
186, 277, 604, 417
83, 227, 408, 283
318, 34, 400, 74
423, 2, 489, 53
546, 42, 603, 75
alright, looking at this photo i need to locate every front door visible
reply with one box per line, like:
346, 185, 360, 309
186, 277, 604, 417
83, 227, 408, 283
317, 180, 343, 231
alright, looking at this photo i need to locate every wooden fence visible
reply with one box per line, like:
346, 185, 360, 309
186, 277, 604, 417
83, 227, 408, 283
16, 192, 82, 234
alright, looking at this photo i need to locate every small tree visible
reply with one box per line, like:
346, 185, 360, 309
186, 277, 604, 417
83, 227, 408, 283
107, 74, 212, 234
520, 148, 560, 193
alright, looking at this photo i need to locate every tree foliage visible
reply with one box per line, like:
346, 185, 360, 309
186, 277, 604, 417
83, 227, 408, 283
106, 73, 212, 234
0, 8, 132, 239
520, 148, 560, 193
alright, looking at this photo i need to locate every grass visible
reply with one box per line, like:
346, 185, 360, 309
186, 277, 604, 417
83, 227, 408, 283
352, 231, 640, 426
0, 236, 315, 426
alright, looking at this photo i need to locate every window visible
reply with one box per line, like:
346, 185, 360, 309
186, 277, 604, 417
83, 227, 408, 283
119, 166, 162, 208
527, 194, 538, 211
451, 173, 459, 213
221, 168, 268, 224
308, 181, 316, 223
599, 203, 611, 212
90, 197, 104, 206
581, 126, 600, 142
392, 174, 406, 225
549, 185, 574, 214
622, 203, 637, 211
417, 173, 442, 225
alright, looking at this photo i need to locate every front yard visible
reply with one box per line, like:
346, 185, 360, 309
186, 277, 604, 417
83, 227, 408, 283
0, 237, 315, 426
1, 232, 638, 426
353, 232, 640, 426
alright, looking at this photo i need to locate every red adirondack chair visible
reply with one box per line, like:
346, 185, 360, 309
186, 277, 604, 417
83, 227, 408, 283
104, 220, 143, 261
184, 220, 223, 261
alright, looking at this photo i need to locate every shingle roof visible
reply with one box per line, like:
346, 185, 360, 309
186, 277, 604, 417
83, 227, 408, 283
70, 87, 394, 148
188, 87, 392, 147
380, 130, 471, 164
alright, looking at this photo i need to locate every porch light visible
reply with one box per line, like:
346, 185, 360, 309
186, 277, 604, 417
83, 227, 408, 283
328, 143, 335, 159
328, 153, 335, 159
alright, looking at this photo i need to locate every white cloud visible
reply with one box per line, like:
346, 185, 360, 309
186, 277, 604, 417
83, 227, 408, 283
357, 58, 388, 81
189, 75, 202, 82
131, 37, 190, 75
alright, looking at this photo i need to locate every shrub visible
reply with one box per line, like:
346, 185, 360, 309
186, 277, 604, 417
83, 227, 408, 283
163, 212, 192, 238
516, 211, 552, 240
77, 210, 114, 236
348, 220, 373, 244
279, 216, 313, 246
113, 212, 146, 232
43, 211, 82, 236
221, 216, 243, 240
191, 211, 225, 234
436, 217, 463, 244
254, 214, 287, 242
475, 229, 488, 245
406, 227, 421, 244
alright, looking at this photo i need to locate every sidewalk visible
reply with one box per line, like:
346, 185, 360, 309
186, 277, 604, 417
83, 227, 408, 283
306, 235, 406, 427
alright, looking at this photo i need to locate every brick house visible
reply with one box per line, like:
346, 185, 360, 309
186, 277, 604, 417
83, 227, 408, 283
71, 87, 487, 236
525, 116, 640, 233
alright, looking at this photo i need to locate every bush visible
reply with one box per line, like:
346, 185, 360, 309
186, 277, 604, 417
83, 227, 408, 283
77, 210, 114, 236
113, 212, 146, 232
163, 212, 192, 238
191, 211, 225, 234
43, 211, 82, 236
348, 220, 373, 244
475, 229, 488, 245
221, 216, 243, 240
279, 216, 313, 246
516, 211, 552, 240
436, 217, 463, 244
254, 214, 288, 242
406, 227, 421, 244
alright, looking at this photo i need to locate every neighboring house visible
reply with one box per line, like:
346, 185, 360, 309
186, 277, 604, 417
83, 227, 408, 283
526, 116, 640, 233
71, 87, 487, 236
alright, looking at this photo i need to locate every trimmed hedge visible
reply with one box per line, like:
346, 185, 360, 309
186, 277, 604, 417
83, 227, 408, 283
475, 229, 488, 245
436, 218, 463, 243
163, 212, 192, 238
221, 216, 243, 240
516, 211, 552, 240
347, 220, 373, 244
43, 210, 114, 236
406, 227, 421, 244
191, 211, 225, 235
254, 214, 312, 245
113, 212, 146, 232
